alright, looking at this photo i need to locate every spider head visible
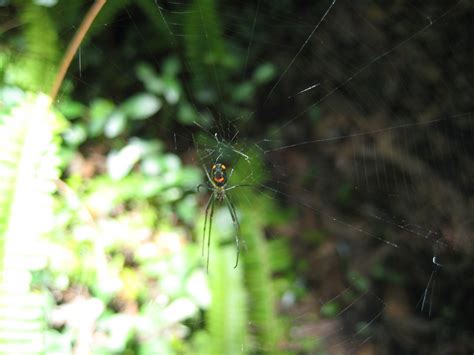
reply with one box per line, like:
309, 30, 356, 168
211, 163, 227, 187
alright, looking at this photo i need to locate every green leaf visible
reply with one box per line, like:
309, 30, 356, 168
63, 124, 87, 146
89, 98, 115, 137
106, 138, 163, 180
121, 93, 162, 120
162, 56, 181, 76
140, 156, 162, 176
136, 63, 165, 95
177, 101, 198, 125
320, 301, 340, 318
107, 144, 143, 180
57, 98, 86, 120
176, 195, 198, 225
232, 82, 255, 103
104, 110, 127, 138
253, 63, 276, 84
163, 77, 180, 104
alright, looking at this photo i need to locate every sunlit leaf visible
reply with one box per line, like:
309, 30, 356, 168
33, 0, 58, 7
121, 93, 162, 120
104, 110, 127, 138
162, 298, 198, 324
63, 124, 87, 146
107, 147, 140, 180
163, 77, 180, 104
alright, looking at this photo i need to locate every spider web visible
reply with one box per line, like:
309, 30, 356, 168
3, 0, 473, 353
153, 1, 474, 352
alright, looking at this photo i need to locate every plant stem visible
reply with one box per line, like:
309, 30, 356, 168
50, 0, 107, 102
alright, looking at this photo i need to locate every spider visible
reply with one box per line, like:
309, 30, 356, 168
197, 162, 244, 271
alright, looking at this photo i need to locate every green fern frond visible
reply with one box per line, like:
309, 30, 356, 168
242, 202, 284, 354
184, 0, 228, 103
206, 244, 248, 355
0, 94, 64, 354
234, 150, 285, 353
200, 147, 286, 353
7, 2, 59, 93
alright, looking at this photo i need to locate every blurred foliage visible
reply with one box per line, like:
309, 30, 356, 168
2, 0, 59, 92
183, 0, 229, 105
0, 0, 297, 354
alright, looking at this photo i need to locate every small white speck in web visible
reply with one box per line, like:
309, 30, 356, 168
288, 83, 320, 98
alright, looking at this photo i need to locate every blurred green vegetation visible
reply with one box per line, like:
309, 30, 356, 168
0, 0, 299, 354
4, 0, 471, 354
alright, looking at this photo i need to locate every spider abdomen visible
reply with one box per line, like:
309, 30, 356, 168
211, 163, 227, 187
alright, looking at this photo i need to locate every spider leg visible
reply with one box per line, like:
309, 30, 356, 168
224, 194, 241, 268
206, 197, 216, 272
202, 192, 215, 257
197, 184, 212, 192
202, 165, 214, 185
